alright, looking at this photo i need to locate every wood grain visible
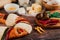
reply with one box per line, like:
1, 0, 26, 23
0, 10, 60, 40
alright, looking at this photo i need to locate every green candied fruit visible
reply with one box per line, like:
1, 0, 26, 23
50, 12, 60, 18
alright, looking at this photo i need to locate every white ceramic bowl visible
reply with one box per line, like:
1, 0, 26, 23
17, 7, 26, 15
4, 3, 19, 13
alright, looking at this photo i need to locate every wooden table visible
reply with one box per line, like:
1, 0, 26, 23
0, 9, 60, 40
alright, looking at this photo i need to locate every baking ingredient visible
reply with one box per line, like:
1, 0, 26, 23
43, 0, 60, 5
50, 12, 60, 18
38, 19, 59, 26
32, 3, 42, 13
46, 11, 60, 18
7, 6, 16, 11
27, 3, 42, 13
35, 0, 42, 5
17, 7, 26, 15
4, 3, 19, 13
18, 0, 29, 7
26, 3, 42, 16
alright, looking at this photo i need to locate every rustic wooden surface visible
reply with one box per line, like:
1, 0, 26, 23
0, 9, 60, 40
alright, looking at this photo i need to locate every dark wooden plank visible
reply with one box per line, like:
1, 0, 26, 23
0, 10, 60, 40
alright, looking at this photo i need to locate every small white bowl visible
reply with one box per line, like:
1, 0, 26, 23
17, 7, 26, 15
4, 3, 19, 13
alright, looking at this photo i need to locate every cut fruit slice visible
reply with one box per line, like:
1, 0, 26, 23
8, 28, 28, 39
0, 27, 7, 40
15, 22, 32, 34
6, 14, 18, 27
